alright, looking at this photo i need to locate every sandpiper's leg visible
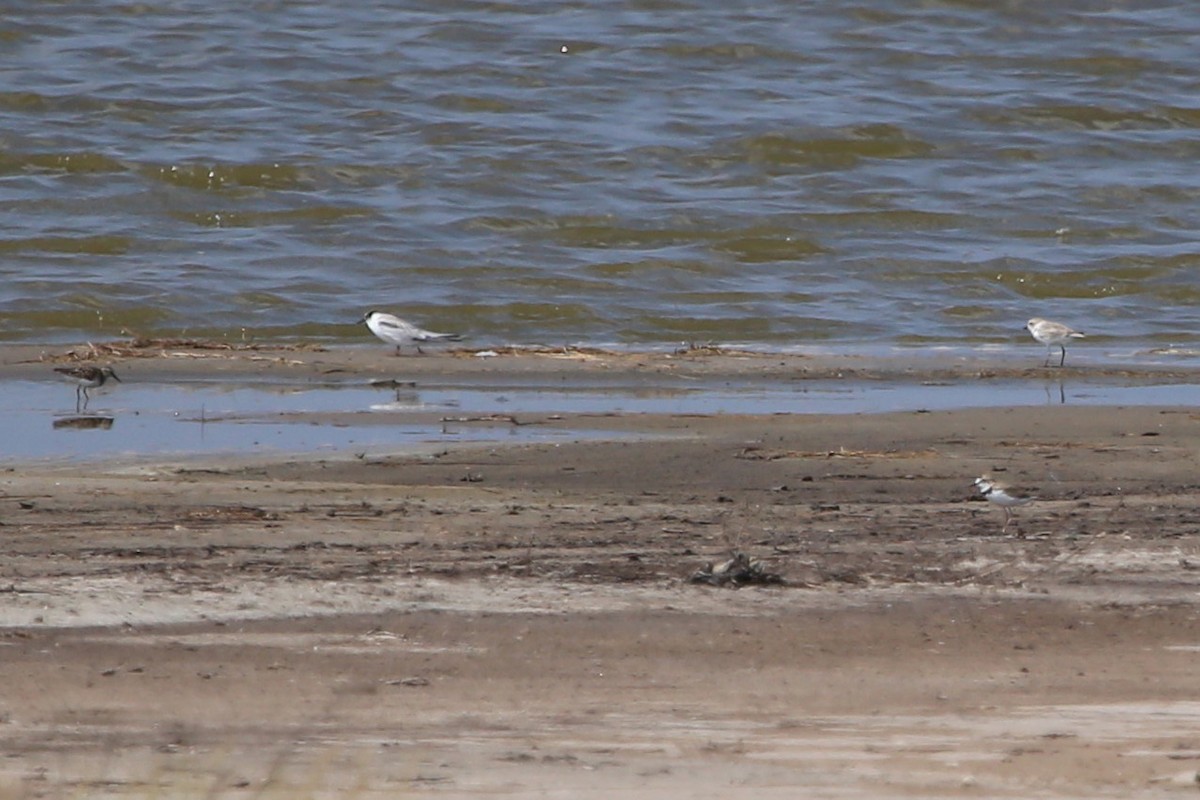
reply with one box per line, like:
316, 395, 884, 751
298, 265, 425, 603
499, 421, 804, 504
1058, 344, 1066, 367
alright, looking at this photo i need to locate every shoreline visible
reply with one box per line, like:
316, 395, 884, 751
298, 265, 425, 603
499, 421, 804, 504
5, 337, 1200, 381
2, 340, 1200, 470
3, 338, 1200, 467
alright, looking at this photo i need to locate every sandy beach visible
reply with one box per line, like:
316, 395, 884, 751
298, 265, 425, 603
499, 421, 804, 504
1, 341, 1199, 798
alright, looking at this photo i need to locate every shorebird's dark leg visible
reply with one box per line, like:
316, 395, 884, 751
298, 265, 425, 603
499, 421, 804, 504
1058, 345, 1066, 367
80, 385, 90, 411
394, 345, 402, 356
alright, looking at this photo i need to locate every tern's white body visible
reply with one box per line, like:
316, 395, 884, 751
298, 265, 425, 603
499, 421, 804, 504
1025, 317, 1084, 367
362, 310, 462, 355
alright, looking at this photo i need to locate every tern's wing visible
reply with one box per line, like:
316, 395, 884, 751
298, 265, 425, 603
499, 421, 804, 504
375, 315, 405, 329
414, 330, 463, 341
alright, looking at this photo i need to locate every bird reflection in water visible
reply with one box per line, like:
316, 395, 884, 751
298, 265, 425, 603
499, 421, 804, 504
1043, 381, 1066, 405
52, 415, 115, 431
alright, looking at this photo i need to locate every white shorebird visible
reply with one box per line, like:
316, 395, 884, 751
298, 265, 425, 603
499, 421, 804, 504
362, 310, 463, 355
1025, 317, 1084, 367
973, 475, 1034, 534
55, 365, 121, 411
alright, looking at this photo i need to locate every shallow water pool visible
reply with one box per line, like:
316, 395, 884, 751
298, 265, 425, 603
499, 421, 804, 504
2, 375, 1196, 463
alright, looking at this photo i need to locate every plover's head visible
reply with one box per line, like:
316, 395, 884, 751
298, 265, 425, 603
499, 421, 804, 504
973, 476, 993, 492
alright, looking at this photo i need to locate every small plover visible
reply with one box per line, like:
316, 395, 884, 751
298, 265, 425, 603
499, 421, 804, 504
973, 476, 1034, 534
55, 365, 121, 411
362, 310, 463, 355
1025, 317, 1084, 367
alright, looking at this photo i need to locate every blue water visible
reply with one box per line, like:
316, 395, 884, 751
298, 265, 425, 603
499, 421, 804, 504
3, 374, 1196, 463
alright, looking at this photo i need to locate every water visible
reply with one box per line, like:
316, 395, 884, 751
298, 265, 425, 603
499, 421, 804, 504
5, 374, 1197, 463
4, 380, 627, 462
3, 1, 1200, 353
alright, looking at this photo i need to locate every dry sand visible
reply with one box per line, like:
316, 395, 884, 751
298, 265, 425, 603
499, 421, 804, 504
1, 341, 1199, 798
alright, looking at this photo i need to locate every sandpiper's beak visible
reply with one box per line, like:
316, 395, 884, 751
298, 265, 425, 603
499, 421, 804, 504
110, 371, 122, 382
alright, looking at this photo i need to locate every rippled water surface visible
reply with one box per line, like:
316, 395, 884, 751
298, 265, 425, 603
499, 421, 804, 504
3, 1, 1200, 353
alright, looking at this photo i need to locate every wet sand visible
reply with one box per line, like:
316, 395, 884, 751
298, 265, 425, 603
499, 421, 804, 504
1, 342, 1199, 798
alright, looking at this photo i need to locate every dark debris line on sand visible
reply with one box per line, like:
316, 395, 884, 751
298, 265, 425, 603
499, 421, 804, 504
34, 338, 328, 363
